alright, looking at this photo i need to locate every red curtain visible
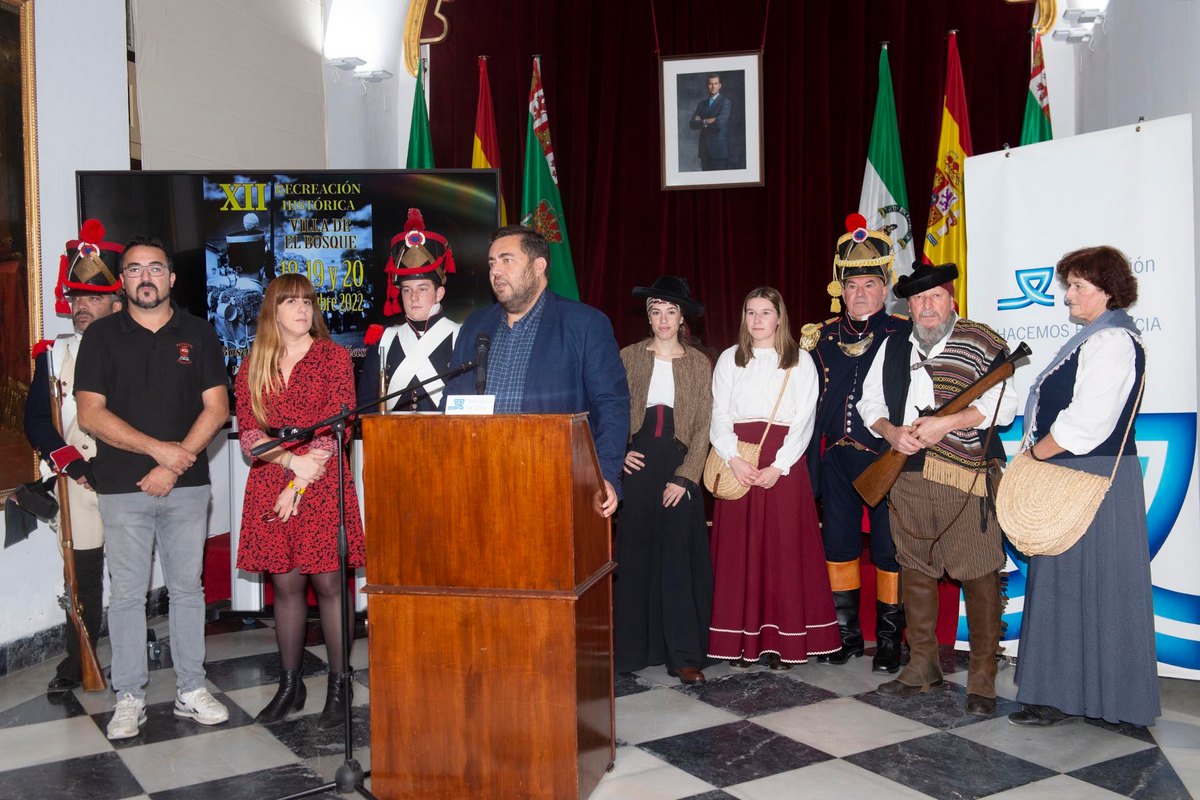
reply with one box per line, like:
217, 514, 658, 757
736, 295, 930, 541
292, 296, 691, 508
428, 0, 1033, 349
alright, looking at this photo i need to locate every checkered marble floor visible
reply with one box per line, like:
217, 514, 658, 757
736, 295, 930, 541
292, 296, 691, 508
0, 620, 1195, 799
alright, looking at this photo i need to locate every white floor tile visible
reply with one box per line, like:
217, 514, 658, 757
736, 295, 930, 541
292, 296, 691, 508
593, 760, 716, 799
723, 758, 931, 799
753, 696, 937, 757
117, 723, 300, 793
615, 687, 739, 745
0, 715, 112, 770
951, 715, 1153, 773
980, 773, 1130, 799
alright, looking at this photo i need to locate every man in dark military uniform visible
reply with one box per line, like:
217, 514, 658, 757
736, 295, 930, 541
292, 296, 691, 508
801, 213, 910, 673
25, 219, 124, 692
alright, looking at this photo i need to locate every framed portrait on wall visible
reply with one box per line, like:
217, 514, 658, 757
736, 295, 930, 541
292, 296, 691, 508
660, 50, 763, 190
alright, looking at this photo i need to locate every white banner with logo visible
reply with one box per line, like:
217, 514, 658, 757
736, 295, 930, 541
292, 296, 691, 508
965, 114, 1199, 679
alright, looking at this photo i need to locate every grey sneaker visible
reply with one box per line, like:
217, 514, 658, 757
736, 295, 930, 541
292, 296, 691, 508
106, 692, 147, 740
174, 687, 229, 725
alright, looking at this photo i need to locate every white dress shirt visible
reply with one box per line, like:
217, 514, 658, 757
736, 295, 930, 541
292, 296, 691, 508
1036, 327, 1138, 454
709, 346, 818, 474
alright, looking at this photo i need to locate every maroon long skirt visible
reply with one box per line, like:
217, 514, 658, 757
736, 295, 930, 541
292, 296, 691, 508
707, 422, 840, 664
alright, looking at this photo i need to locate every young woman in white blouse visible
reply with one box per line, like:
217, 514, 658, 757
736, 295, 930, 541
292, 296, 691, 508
707, 287, 840, 669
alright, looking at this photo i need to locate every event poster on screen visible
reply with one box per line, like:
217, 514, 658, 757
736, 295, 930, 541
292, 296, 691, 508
76, 169, 501, 384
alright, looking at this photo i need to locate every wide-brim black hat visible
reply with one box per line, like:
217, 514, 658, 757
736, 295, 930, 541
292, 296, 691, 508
894, 262, 959, 299
632, 276, 704, 317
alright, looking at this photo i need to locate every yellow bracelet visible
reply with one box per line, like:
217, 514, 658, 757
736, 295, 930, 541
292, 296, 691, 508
287, 480, 306, 495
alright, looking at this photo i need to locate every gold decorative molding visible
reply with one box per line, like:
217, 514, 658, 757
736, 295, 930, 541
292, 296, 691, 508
403, 0, 455, 77
1005, 0, 1058, 36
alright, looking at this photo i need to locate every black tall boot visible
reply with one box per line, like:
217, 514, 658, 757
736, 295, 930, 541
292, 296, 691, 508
317, 671, 353, 730
872, 600, 905, 674
256, 669, 307, 724
824, 590, 865, 665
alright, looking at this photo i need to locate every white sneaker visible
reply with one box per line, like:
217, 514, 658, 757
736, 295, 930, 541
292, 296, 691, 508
174, 687, 229, 725
106, 693, 147, 740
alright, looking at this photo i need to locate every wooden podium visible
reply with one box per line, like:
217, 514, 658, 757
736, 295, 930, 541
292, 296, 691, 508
362, 413, 616, 800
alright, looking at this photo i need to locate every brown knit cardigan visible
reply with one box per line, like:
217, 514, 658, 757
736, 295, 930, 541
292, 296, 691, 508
619, 340, 714, 485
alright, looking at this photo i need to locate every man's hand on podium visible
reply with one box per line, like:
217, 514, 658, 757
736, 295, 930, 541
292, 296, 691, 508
596, 480, 618, 518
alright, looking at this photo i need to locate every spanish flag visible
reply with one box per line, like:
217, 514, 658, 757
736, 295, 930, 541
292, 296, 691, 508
923, 31, 973, 313
471, 56, 507, 225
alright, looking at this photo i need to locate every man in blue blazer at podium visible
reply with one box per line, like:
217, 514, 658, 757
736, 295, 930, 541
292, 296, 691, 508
443, 225, 630, 517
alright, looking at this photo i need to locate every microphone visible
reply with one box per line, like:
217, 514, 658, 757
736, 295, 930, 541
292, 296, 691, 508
474, 332, 490, 394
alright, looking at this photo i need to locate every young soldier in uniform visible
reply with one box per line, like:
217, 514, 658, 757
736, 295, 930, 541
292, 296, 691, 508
357, 208, 460, 411
24, 219, 124, 693
801, 214, 910, 673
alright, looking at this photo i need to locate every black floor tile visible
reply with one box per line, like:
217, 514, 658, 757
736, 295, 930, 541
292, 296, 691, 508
0, 689, 89, 729
0, 751, 143, 800
265, 706, 371, 760
683, 671, 838, 717
149, 762, 342, 800
94, 693, 254, 749
203, 650, 329, 692
639, 719, 833, 787
1069, 746, 1193, 800
681, 792, 739, 800
845, 730, 1055, 800
614, 671, 655, 698
853, 681, 1020, 730
1083, 716, 1158, 744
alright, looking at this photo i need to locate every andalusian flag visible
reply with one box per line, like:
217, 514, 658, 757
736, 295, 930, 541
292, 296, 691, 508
1020, 34, 1053, 146
923, 31, 973, 313
521, 56, 579, 299
859, 44, 914, 282
406, 58, 434, 169
471, 56, 507, 224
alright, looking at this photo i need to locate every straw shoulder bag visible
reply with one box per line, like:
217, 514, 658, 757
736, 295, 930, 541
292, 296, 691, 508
997, 375, 1144, 557
703, 368, 791, 501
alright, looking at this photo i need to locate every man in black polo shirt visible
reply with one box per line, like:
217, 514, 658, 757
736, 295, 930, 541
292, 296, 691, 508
75, 236, 230, 740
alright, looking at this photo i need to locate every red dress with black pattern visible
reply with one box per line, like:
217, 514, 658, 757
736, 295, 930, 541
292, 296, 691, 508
234, 338, 366, 574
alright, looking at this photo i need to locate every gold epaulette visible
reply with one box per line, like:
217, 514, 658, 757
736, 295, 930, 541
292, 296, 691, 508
799, 322, 823, 351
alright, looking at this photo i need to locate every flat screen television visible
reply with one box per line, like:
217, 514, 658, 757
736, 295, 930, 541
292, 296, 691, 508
76, 169, 501, 388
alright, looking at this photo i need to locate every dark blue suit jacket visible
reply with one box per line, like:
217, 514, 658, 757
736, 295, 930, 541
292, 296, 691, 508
444, 291, 631, 496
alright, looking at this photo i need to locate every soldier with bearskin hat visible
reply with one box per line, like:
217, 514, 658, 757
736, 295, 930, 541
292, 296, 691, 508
800, 214, 910, 674
357, 208, 460, 411
23, 219, 123, 693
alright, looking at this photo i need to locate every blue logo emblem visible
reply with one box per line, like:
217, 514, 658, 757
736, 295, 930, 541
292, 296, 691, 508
998, 267, 1056, 310
449, 398, 465, 411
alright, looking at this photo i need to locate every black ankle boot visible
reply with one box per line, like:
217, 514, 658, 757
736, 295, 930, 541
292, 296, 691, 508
824, 589, 864, 665
255, 670, 306, 724
317, 671, 353, 730
872, 600, 905, 674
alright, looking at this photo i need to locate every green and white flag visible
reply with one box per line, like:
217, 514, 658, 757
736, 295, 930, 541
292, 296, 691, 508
858, 45, 914, 281
1020, 34, 1053, 146
406, 58, 435, 169
521, 56, 579, 299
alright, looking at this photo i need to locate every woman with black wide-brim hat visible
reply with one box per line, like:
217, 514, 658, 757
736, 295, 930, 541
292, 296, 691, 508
614, 276, 715, 684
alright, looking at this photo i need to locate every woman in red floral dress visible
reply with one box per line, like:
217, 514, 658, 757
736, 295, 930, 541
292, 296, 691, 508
234, 274, 365, 729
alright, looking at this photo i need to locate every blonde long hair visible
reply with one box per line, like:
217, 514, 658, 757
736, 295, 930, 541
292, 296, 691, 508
246, 274, 330, 427
734, 286, 799, 369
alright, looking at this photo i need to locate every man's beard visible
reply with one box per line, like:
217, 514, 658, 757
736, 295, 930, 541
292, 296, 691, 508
913, 317, 955, 350
131, 284, 168, 310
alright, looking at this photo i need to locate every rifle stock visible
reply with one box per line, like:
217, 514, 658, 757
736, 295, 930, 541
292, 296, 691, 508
48, 358, 107, 693
852, 341, 1031, 507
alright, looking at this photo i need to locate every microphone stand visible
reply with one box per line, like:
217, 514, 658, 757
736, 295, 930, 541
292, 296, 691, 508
263, 361, 473, 799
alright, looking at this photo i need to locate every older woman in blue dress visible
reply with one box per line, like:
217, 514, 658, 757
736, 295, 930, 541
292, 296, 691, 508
1010, 246, 1159, 727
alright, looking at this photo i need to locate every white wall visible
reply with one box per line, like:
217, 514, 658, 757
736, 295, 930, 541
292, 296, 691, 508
132, 0, 326, 169
0, 0, 130, 646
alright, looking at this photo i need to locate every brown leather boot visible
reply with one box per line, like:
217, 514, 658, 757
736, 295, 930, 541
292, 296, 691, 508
962, 571, 1002, 715
877, 569, 942, 696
